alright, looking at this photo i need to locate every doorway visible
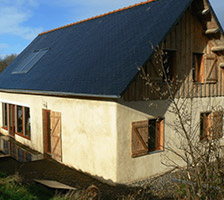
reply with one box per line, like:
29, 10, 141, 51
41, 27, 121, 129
42, 109, 62, 162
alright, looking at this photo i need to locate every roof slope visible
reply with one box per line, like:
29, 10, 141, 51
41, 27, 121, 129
0, 0, 192, 97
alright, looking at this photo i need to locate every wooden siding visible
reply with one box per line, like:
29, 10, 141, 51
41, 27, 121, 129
123, 8, 224, 101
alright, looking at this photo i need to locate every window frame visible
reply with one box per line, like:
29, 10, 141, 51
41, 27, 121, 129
193, 53, 204, 83
200, 111, 223, 141
2, 103, 31, 140
12, 48, 49, 74
193, 53, 217, 84
2, 103, 8, 130
162, 49, 176, 83
131, 118, 164, 158
200, 112, 211, 141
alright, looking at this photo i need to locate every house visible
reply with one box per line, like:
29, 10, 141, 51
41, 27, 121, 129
0, 0, 224, 185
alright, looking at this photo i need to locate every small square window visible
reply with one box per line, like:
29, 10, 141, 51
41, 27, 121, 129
131, 118, 164, 158
193, 53, 204, 82
200, 111, 223, 141
193, 53, 217, 83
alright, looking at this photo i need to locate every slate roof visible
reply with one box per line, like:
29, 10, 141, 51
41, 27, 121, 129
0, 0, 192, 98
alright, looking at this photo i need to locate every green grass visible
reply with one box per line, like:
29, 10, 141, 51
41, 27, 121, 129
0, 172, 56, 200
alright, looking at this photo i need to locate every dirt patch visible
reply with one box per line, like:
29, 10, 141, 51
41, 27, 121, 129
0, 157, 147, 199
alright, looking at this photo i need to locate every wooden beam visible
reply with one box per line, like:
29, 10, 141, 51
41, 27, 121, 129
205, 28, 220, 35
200, 8, 210, 15
211, 46, 224, 52
220, 62, 224, 68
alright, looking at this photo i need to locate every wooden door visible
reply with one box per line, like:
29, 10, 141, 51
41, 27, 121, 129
8, 104, 15, 137
42, 109, 51, 155
50, 111, 62, 162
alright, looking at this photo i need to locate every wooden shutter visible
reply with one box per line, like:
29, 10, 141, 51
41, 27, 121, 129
43, 109, 51, 154
50, 111, 62, 162
131, 120, 149, 158
200, 113, 211, 141
42, 109, 47, 153
212, 111, 223, 139
205, 54, 217, 83
198, 54, 205, 83
156, 119, 164, 150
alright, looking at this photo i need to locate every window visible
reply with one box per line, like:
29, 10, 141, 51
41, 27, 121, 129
193, 53, 204, 82
17, 106, 23, 133
148, 50, 176, 82
24, 107, 31, 138
12, 48, 49, 74
2, 103, 8, 128
131, 118, 164, 158
200, 111, 223, 141
1, 103, 31, 139
162, 50, 176, 82
193, 53, 217, 83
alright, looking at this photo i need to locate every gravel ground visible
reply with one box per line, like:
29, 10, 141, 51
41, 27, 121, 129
129, 172, 177, 199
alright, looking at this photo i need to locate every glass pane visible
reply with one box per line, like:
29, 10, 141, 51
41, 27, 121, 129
148, 119, 156, 151
24, 107, 31, 137
17, 106, 23, 133
12, 49, 48, 74
22, 50, 48, 73
2, 103, 8, 127
13, 53, 38, 73
9, 104, 15, 136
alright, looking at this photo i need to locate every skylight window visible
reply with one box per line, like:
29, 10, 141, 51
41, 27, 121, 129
12, 48, 49, 74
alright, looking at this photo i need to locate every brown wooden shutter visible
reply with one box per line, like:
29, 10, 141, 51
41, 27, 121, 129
205, 54, 217, 83
212, 111, 223, 139
156, 119, 164, 150
198, 54, 205, 83
50, 111, 62, 162
42, 109, 47, 153
131, 120, 149, 158
43, 109, 51, 154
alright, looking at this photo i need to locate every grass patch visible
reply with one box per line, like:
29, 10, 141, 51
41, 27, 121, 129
0, 172, 54, 200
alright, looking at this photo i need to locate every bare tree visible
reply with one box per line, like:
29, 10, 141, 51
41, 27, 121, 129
0, 54, 17, 73
139, 44, 224, 199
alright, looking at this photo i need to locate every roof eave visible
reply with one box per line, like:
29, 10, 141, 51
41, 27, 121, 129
0, 89, 120, 100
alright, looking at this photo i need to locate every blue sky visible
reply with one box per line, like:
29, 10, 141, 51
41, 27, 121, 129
0, 0, 223, 58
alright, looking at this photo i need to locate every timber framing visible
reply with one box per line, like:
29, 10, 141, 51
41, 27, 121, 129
123, 0, 224, 101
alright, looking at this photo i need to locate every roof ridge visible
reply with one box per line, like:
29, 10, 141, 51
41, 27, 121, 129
39, 0, 157, 36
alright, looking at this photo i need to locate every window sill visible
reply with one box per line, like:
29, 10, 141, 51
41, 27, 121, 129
149, 149, 164, 155
1, 126, 8, 131
15, 132, 31, 140
132, 149, 164, 158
